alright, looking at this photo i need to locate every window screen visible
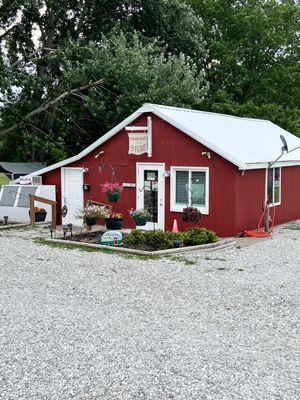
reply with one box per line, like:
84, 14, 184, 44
191, 171, 206, 206
267, 167, 281, 204
267, 168, 274, 202
175, 171, 189, 205
274, 168, 281, 203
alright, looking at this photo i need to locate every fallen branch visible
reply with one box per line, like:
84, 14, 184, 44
0, 24, 17, 41
0, 79, 103, 137
10, 47, 57, 69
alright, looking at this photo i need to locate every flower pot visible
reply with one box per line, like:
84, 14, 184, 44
29, 211, 47, 222
107, 193, 120, 202
85, 216, 98, 226
105, 218, 123, 230
133, 216, 147, 226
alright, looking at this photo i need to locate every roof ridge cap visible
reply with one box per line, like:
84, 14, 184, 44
145, 103, 270, 123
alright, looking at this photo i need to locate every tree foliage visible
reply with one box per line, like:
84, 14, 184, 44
189, 0, 300, 132
0, 0, 299, 163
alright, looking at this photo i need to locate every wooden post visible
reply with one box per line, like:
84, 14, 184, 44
29, 194, 35, 226
29, 194, 57, 228
52, 202, 57, 229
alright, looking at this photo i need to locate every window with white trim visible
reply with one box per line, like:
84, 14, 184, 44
171, 167, 209, 214
266, 167, 281, 205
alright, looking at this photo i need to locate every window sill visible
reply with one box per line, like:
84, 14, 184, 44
170, 207, 209, 215
268, 202, 281, 207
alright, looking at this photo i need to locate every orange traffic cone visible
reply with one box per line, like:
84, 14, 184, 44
172, 219, 179, 233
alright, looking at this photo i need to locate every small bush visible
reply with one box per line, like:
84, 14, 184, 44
124, 228, 218, 251
205, 229, 218, 244
143, 230, 174, 251
123, 229, 146, 246
183, 228, 218, 246
165, 231, 184, 247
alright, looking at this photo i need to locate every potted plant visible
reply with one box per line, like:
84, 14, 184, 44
182, 206, 202, 228
77, 205, 107, 228
100, 182, 123, 202
129, 208, 151, 226
105, 212, 124, 230
29, 207, 47, 222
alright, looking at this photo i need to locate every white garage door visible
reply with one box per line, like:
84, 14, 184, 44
62, 168, 83, 225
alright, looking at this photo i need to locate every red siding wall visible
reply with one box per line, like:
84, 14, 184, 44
235, 169, 266, 234
42, 113, 300, 236
275, 165, 300, 225
235, 166, 300, 233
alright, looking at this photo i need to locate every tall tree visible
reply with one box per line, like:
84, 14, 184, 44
0, 31, 206, 162
190, 0, 300, 134
0, 0, 206, 162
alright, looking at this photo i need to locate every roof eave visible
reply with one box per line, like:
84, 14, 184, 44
244, 160, 300, 170
13, 106, 150, 183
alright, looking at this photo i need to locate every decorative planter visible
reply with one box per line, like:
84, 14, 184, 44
85, 216, 98, 226
133, 216, 148, 226
107, 193, 120, 202
105, 218, 123, 230
29, 211, 47, 222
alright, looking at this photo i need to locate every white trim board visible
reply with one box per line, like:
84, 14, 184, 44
61, 167, 84, 225
265, 167, 282, 207
170, 166, 209, 214
136, 162, 165, 231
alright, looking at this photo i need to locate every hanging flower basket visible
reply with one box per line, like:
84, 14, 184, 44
105, 213, 124, 230
100, 182, 123, 203
129, 209, 151, 226
107, 192, 120, 202
182, 207, 202, 223
182, 206, 202, 229
133, 216, 147, 226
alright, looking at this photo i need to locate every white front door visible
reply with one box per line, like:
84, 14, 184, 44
61, 168, 83, 225
136, 163, 165, 230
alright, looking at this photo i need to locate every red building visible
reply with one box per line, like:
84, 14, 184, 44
20, 104, 300, 237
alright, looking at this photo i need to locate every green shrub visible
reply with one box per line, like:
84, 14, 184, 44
124, 230, 179, 250
124, 228, 218, 251
165, 231, 184, 247
123, 229, 146, 246
183, 228, 218, 246
205, 229, 218, 244
143, 230, 174, 251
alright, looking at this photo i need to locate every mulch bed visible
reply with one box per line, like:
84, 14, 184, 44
68, 232, 104, 244
63, 231, 163, 251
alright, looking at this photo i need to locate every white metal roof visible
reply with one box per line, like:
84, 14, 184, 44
16, 103, 300, 181
147, 104, 300, 170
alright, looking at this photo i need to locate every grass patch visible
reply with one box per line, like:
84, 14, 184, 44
168, 256, 197, 265
204, 256, 227, 261
0, 173, 9, 187
33, 238, 160, 260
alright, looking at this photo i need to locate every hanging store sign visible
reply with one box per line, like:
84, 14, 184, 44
127, 131, 148, 155
19, 177, 32, 185
125, 116, 152, 158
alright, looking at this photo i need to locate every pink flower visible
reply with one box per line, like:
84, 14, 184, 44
100, 182, 123, 194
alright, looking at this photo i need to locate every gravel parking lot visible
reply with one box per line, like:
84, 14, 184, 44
0, 223, 299, 400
